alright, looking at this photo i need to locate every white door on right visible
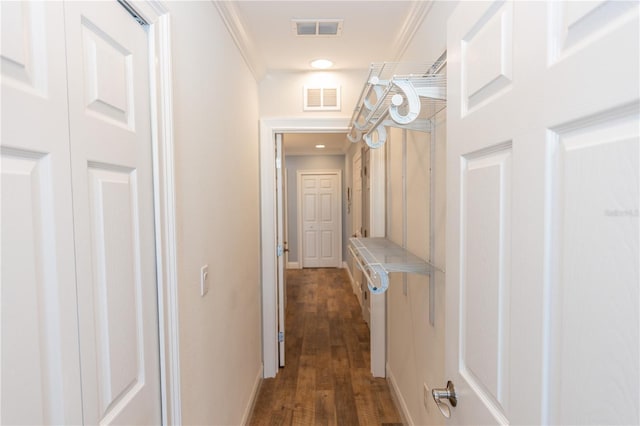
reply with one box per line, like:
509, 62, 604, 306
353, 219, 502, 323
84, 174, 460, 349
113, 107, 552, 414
446, 1, 638, 425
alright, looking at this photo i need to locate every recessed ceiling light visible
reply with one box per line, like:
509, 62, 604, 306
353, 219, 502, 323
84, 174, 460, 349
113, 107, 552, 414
310, 59, 333, 69
315, 144, 326, 149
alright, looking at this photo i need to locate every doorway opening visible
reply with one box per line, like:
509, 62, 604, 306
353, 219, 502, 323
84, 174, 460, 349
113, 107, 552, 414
260, 118, 350, 377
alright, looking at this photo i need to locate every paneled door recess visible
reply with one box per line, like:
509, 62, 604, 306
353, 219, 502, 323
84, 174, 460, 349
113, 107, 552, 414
1, 1, 161, 425
299, 171, 342, 268
446, 1, 638, 425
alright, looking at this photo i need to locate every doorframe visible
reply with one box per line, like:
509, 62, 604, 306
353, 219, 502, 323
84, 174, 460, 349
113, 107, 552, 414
296, 169, 343, 269
126, 2, 181, 424
259, 117, 349, 378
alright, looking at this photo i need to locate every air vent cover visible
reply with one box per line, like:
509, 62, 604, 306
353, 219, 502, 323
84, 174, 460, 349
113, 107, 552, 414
304, 86, 341, 111
292, 19, 343, 36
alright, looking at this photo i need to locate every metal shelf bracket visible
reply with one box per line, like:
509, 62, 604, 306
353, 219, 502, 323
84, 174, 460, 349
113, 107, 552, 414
348, 62, 446, 148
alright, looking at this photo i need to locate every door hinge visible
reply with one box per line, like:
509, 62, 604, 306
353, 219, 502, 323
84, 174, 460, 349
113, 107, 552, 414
278, 332, 284, 343
277, 244, 283, 257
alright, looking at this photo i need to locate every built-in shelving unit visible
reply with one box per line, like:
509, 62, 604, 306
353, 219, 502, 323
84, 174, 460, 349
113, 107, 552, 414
347, 59, 447, 325
347, 61, 446, 148
349, 237, 442, 294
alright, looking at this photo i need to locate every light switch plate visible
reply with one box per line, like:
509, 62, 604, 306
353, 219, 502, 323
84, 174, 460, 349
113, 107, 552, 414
200, 265, 209, 296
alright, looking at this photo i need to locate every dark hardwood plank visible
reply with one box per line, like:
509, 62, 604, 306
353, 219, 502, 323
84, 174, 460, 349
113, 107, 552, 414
248, 268, 403, 425
351, 368, 379, 425
314, 390, 337, 426
292, 366, 316, 425
333, 369, 360, 426
248, 379, 276, 426
270, 406, 294, 426
373, 378, 403, 424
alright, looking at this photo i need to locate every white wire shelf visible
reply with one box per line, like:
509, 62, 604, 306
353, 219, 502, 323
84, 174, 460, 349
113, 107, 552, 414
349, 237, 441, 294
348, 61, 446, 148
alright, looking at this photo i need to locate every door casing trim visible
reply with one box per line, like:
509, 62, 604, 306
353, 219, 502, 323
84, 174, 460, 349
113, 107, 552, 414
259, 117, 349, 378
127, 1, 181, 424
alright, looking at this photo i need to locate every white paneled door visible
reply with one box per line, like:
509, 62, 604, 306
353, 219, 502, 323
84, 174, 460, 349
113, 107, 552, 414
276, 134, 286, 367
299, 172, 342, 268
1, 1, 161, 424
1, 2, 82, 424
446, 1, 638, 425
64, 2, 161, 424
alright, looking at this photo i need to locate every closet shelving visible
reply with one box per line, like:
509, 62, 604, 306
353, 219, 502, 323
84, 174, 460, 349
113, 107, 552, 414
349, 237, 443, 294
347, 61, 446, 148
347, 61, 446, 318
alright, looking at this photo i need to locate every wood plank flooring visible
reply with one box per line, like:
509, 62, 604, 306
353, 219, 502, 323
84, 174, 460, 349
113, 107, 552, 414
248, 268, 403, 426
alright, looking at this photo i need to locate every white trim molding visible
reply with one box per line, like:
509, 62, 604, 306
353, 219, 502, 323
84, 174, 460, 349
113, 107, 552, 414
240, 366, 264, 425
131, 1, 182, 424
286, 261, 300, 269
211, 0, 265, 80
260, 117, 350, 378
386, 364, 414, 426
391, 0, 434, 62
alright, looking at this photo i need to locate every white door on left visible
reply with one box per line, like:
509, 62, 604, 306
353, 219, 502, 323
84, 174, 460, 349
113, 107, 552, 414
1, 1, 161, 424
276, 134, 286, 367
64, 2, 161, 424
1, 2, 82, 423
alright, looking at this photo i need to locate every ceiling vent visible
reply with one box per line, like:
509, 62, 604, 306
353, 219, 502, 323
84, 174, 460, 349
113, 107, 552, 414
304, 86, 341, 111
292, 19, 343, 37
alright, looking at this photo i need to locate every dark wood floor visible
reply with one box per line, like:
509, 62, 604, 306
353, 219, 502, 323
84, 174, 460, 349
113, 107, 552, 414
248, 268, 403, 426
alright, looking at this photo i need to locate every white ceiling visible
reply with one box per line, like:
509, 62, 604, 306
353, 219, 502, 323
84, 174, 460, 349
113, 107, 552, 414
233, 1, 428, 73
283, 132, 348, 156
214, 1, 432, 154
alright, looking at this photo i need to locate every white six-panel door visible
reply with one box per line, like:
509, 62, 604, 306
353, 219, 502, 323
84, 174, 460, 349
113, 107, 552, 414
446, 1, 638, 424
63, 2, 161, 424
299, 171, 342, 268
1, 1, 161, 424
1, 2, 83, 423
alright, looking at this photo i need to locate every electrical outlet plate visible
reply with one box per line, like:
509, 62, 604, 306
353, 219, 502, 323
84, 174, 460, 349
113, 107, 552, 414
200, 265, 209, 296
423, 383, 430, 412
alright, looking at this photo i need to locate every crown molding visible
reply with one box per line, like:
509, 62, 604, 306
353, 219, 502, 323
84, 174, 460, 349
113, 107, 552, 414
391, 0, 435, 62
211, 0, 265, 81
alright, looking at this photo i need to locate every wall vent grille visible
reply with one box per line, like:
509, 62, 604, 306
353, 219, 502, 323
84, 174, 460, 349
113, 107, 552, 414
291, 19, 343, 37
304, 86, 341, 111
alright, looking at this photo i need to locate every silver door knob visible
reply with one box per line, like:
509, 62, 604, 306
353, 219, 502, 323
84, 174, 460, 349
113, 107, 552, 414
432, 380, 457, 418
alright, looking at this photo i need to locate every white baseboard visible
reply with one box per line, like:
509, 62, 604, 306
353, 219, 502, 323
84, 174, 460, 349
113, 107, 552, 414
386, 363, 414, 426
286, 261, 300, 269
343, 261, 361, 299
241, 365, 263, 425
343, 261, 353, 280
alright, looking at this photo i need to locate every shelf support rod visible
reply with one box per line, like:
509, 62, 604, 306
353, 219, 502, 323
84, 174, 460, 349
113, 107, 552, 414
429, 117, 436, 326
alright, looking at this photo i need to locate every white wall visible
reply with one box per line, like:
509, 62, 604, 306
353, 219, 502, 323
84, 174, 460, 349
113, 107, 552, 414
168, 2, 262, 424
385, 116, 447, 425
259, 69, 367, 118
384, 2, 458, 425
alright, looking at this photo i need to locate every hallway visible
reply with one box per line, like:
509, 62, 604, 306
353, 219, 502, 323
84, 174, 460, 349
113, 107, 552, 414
249, 268, 402, 425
